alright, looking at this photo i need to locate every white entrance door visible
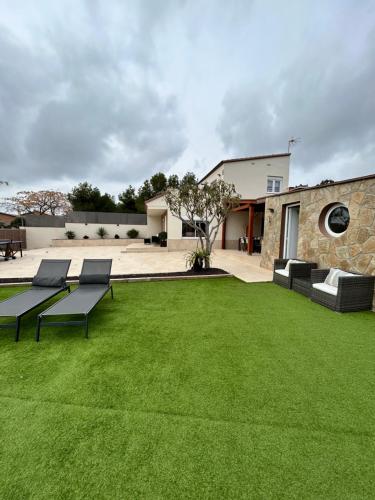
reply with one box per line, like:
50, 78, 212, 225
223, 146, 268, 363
284, 204, 300, 259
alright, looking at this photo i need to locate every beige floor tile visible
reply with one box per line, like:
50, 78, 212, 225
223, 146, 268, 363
0, 247, 272, 283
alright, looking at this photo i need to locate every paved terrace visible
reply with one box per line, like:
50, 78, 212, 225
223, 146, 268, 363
0, 247, 272, 283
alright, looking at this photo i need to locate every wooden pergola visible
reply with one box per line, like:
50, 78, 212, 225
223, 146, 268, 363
221, 199, 265, 254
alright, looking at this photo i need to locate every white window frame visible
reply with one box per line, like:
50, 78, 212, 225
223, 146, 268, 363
267, 176, 283, 193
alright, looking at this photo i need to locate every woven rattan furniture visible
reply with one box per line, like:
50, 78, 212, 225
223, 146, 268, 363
311, 269, 375, 312
273, 259, 317, 289
292, 277, 312, 297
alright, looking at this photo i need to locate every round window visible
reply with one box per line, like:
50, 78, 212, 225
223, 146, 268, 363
324, 203, 350, 237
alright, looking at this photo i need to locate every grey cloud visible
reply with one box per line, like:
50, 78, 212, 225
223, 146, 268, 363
217, 27, 375, 181
0, 1, 187, 186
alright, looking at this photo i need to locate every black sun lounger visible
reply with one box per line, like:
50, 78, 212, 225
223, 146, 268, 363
36, 259, 113, 341
0, 259, 71, 341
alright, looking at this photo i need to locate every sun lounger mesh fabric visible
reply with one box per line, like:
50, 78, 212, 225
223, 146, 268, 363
0, 259, 70, 317
32, 260, 71, 286
79, 259, 112, 284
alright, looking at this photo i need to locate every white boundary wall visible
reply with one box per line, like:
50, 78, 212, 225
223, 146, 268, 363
26, 222, 149, 249
64, 223, 148, 239
26, 227, 66, 249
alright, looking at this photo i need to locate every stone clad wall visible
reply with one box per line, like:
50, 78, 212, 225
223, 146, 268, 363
261, 177, 375, 308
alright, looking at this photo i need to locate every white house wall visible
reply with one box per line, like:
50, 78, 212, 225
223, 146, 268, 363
201, 165, 224, 184
224, 156, 290, 199
166, 208, 222, 252
147, 215, 163, 236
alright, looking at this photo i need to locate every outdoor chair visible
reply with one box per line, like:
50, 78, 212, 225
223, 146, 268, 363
36, 259, 113, 341
238, 237, 248, 251
273, 258, 317, 289
311, 268, 375, 312
0, 259, 71, 341
0, 239, 23, 261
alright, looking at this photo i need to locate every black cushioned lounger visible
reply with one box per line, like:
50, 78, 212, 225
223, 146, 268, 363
36, 259, 113, 341
0, 259, 71, 341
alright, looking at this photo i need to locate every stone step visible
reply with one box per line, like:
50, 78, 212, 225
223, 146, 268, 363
123, 243, 168, 253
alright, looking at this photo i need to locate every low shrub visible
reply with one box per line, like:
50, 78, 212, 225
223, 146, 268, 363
185, 248, 210, 271
83, 235, 89, 239
65, 230, 76, 240
114, 234, 120, 239
97, 227, 108, 239
127, 229, 139, 239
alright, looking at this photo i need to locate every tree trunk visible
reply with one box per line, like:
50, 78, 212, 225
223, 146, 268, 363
204, 236, 211, 269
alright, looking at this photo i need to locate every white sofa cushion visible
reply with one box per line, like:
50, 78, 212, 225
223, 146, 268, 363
324, 268, 340, 286
312, 282, 338, 296
284, 259, 305, 274
275, 269, 289, 277
331, 270, 358, 287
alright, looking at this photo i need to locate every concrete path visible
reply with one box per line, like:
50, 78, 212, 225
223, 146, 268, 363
0, 247, 272, 283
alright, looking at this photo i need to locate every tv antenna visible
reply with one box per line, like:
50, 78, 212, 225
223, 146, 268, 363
288, 137, 301, 153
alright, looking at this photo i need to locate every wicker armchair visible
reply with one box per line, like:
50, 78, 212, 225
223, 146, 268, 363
311, 269, 375, 312
273, 259, 317, 289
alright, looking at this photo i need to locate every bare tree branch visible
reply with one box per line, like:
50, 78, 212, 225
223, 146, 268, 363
5, 190, 71, 216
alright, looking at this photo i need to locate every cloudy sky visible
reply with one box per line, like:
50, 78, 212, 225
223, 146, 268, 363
1, 0, 375, 199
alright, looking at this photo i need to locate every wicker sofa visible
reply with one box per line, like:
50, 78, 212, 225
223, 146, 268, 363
311, 269, 375, 312
273, 258, 317, 289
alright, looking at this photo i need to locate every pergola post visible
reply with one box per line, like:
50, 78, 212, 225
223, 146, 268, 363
221, 219, 226, 249
247, 205, 254, 254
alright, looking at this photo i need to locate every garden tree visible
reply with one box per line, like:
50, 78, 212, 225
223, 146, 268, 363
68, 182, 116, 212
165, 174, 240, 268
118, 185, 137, 213
150, 172, 167, 195
6, 190, 70, 215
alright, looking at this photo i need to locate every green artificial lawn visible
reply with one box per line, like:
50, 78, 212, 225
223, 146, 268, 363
0, 278, 374, 499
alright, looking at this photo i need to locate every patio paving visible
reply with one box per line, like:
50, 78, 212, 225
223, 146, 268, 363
0, 247, 272, 283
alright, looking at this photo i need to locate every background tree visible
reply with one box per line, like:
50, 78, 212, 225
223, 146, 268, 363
99, 193, 117, 212
167, 174, 179, 189
68, 182, 116, 212
118, 172, 180, 214
180, 172, 198, 185
135, 180, 153, 213
150, 172, 167, 195
6, 190, 70, 215
165, 175, 240, 268
118, 186, 137, 213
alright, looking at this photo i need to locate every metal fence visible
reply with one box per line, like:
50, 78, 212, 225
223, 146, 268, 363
23, 214, 65, 227
23, 211, 147, 227
66, 211, 147, 225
